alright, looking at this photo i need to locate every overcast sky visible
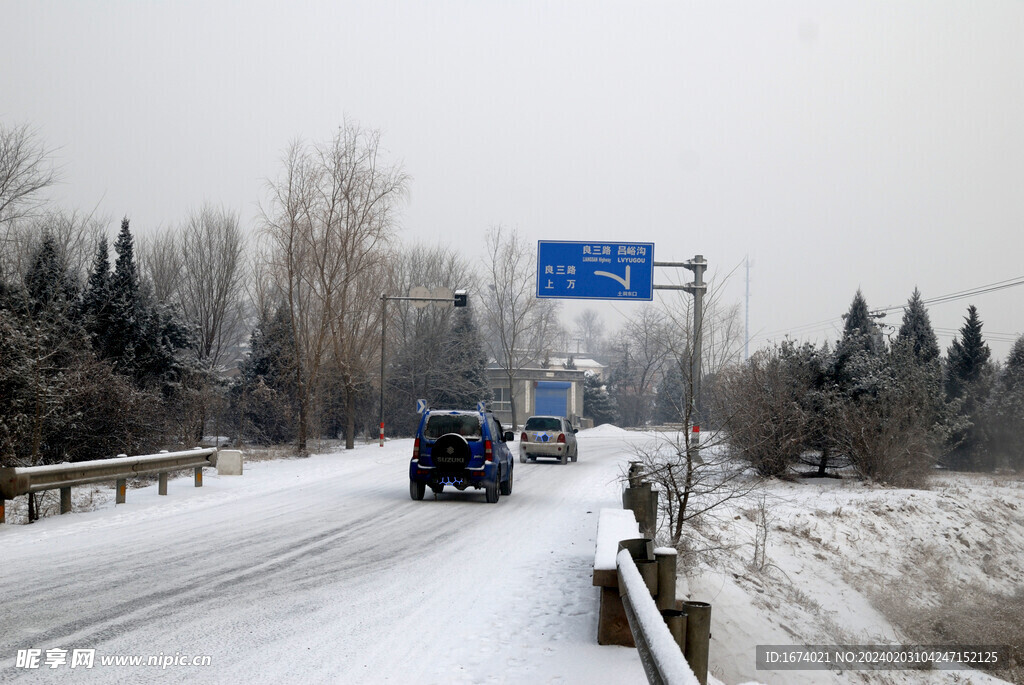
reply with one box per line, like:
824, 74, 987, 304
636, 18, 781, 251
3, 1, 1022, 360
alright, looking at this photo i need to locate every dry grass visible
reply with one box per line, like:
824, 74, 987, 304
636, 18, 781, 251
864, 546, 1024, 683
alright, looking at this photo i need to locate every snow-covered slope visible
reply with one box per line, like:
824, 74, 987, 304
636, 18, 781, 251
687, 474, 1023, 685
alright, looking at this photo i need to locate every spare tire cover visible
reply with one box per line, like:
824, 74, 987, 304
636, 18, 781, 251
431, 433, 472, 471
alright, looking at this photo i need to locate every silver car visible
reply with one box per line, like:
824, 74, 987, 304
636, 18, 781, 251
519, 416, 578, 464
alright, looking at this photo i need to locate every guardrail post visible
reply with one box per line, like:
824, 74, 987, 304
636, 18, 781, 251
116, 479, 126, 504
60, 487, 72, 514
623, 484, 654, 537
646, 487, 659, 538
655, 547, 677, 611
599, 538, 654, 647
683, 600, 712, 685
661, 608, 687, 653
627, 461, 644, 488
617, 537, 653, 562
194, 467, 203, 487
636, 558, 658, 595
158, 473, 168, 496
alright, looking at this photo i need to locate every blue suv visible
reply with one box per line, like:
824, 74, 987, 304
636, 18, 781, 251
409, 409, 515, 503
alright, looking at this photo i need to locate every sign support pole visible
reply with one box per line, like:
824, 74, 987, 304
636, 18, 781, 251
655, 255, 707, 459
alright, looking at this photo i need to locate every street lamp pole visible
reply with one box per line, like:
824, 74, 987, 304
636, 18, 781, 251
378, 290, 467, 446
379, 293, 387, 447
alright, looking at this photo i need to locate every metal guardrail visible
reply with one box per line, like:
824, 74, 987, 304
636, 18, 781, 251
608, 462, 713, 685
0, 448, 219, 523
617, 548, 701, 685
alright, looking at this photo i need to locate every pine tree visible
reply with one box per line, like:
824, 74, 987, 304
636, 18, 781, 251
945, 305, 993, 469
434, 308, 491, 409
986, 336, 1024, 470
231, 305, 299, 444
835, 289, 883, 391
111, 217, 139, 304
101, 218, 194, 392
24, 234, 77, 316
946, 305, 991, 399
842, 289, 872, 339
105, 218, 141, 374
243, 305, 296, 390
80, 235, 112, 347
655, 361, 686, 424
839, 289, 882, 356
896, 288, 939, 364
584, 372, 617, 426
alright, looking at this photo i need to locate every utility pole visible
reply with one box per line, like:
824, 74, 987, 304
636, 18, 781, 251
745, 255, 750, 361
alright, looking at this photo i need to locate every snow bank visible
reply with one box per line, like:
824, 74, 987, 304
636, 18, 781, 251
580, 423, 630, 436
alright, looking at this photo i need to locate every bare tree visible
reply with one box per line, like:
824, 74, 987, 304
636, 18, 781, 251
717, 344, 812, 477
628, 273, 747, 553
481, 226, 560, 429
4, 209, 105, 286
261, 141, 329, 453
607, 305, 670, 426
139, 227, 183, 305
631, 434, 760, 551
659, 280, 744, 426
178, 204, 246, 368
1, 122, 57, 256
260, 122, 407, 452
573, 307, 605, 355
318, 125, 407, 448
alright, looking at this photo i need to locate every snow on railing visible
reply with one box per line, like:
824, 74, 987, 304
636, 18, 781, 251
617, 547, 702, 685
0, 447, 229, 523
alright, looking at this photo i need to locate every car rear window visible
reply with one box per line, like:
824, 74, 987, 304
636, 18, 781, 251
525, 417, 561, 431
424, 414, 482, 440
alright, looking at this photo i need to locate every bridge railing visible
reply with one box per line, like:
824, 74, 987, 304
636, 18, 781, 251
617, 547, 702, 685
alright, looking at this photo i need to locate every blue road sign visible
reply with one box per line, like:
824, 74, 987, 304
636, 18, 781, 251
536, 241, 655, 300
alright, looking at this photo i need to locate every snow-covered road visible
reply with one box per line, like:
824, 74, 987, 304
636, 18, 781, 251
1, 428, 654, 684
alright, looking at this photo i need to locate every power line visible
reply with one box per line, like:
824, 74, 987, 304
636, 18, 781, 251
871, 276, 1024, 314
752, 275, 1024, 346
934, 327, 1020, 343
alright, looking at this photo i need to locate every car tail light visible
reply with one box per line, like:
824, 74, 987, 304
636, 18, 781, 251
484, 439, 493, 462
520, 432, 528, 443
412, 438, 420, 460
557, 433, 566, 443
